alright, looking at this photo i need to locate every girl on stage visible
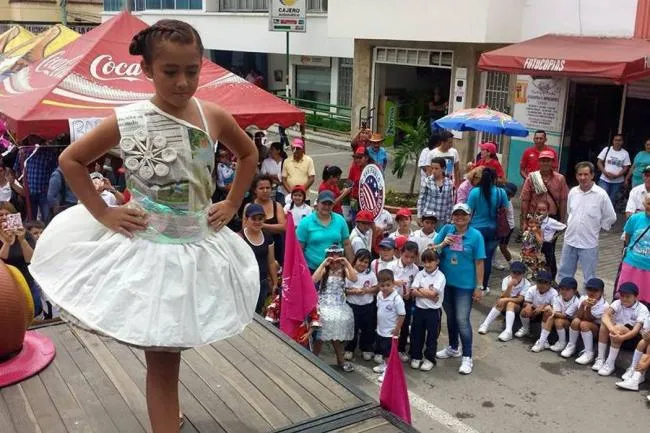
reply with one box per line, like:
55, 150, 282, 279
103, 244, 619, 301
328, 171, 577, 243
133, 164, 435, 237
29, 20, 260, 433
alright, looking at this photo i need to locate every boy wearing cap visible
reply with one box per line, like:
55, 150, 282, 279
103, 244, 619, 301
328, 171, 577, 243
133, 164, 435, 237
616, 313, 650, 391
564, 278, 609, 360
516, 270, 558, 339
478, 261, 530, 341
371, 238, 398, 276
590, 282, 649, 376
282, 138, 315, 193
531, 277, 579, 353
412, 212, 438, 262
390, 208, 415, 240
350, 210, 375, 254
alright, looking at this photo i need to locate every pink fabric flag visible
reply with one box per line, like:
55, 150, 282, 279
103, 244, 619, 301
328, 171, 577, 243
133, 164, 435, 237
379, 338, 412, 424
280, 213, 319, 337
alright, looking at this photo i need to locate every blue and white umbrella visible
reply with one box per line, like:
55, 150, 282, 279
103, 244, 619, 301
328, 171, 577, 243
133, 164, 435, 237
433, 107, 529, 137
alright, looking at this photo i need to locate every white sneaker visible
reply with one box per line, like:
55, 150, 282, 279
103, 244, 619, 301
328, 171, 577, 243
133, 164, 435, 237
458, 357, 473, 375
591, 358, 605, 371
373, 354, 383, 364
597, 361, 616, 376
373, 362, 386, 374
616, 371, 643, 391
399, 352, 409, 362
410, 359, 422, 369
436, 346, 461, 359
550, 341, 567, 353
531, 340, 549, 353
514, 327, 529, 338
362, 352, 373, 361
420, 360, 435, 371
621, 367, 634, 381
343, 351, 354, 361
498, 330, 513, 342
561, 343, 577, 358
482, 287, 491, 295
478, 324, 489, 335
575, 351, 595, 365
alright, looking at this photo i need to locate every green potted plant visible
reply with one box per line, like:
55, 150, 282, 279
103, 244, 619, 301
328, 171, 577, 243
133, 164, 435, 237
384, 116, 429, 213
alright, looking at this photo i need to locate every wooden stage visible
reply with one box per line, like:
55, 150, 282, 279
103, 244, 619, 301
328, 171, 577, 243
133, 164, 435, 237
0, 318, 417, 432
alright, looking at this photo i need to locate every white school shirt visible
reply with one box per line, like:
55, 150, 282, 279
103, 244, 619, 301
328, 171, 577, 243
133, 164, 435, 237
374, 209, 395, 233
388, 259, 420, 297
284, 202, 312, 223
577, 295, 609, 322
625, 184, 649, 214
540, 216, 566, 242
389, 229, 415, 242
346, 269, 378, 306
412, 268, 446, 309
598, 147, 631, 184
376, 290, 406, 338
643, 316, 650, 332
500, 275, 531, 297
412, 228, 437, 256
552, 295, 580, 318
524, 286, 558, 307
564, 184, 617, 249
349, 226, 373, 253
609, 300, 650, 326
371, 257, 398, 275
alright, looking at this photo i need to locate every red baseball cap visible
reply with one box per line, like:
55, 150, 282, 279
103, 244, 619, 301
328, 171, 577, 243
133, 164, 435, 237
355, 210, 374, 223
538, 150, 555, 160
291, 184, 306, 194
354, 146, 367, 155
395, 208, 412, 219
395, 235, 408, 250
480, 142, 497, 154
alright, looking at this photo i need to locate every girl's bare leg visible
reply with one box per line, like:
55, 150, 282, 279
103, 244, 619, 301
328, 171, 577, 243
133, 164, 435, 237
312, 339, 323, 356
331, 340, 345, 365
145, 351, 181, 433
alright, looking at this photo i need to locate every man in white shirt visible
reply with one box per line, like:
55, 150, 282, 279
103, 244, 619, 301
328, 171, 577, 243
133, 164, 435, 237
625, 165, 650, 218
596, 134, 631, 205
557, 162, 617, 284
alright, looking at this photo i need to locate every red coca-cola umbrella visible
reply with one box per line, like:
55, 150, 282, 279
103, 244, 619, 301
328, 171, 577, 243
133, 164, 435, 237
0, 12, 304, 140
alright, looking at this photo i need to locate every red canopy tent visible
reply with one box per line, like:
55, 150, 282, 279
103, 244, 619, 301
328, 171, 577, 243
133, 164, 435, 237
0, 12, 304, 140
478, 34, 650, 83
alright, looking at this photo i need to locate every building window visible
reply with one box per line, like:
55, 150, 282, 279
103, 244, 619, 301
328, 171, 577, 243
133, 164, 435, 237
480, 71, 511, 150
307, 0, 327, 12
104, 0, 122, 11
219, 0, 268, 11
296, 66, 331, 106
337, 58, 352, 108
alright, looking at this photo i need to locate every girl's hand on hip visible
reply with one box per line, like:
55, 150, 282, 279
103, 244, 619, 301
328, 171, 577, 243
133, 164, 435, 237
98, 206, 148, 238
208, 199, 238, 231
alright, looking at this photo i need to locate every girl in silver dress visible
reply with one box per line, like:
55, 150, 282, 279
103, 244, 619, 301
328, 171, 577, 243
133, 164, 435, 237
312, 244, 357, 371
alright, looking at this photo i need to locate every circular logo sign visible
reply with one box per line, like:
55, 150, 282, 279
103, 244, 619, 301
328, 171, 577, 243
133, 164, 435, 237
359, 164, 385, 219
280, 0, 297, 5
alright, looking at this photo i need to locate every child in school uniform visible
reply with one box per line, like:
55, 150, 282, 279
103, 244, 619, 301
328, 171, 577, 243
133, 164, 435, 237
563, 278, 609, 360
616, 314, 650, 391
371, 237, 398, 275
388, 240, 420, 362
283, 185, 312, 223
389, 208, 415, 240
412, 212, 438, 264
409, 249, 445, 371
477, 261, 530, 341
531, 277, 580, 353
536, 201, 566, 278
344, 249, 379, 361
373, 269, 406, 382
393, 235, 408, 260
515, 270, 558, 338
349, 210, 375, 253
589, 282, 649, 376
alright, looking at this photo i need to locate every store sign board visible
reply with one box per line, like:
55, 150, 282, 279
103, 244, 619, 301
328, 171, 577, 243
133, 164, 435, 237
297, 56, 330, 67
269, 0, 306, 33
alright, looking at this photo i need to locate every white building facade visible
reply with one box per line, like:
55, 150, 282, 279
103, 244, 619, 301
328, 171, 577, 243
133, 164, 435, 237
103, 0, 354, 110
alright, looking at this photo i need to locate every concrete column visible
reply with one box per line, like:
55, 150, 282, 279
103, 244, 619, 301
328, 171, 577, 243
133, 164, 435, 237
351, 39, 372, 133
330, 57, 339, 112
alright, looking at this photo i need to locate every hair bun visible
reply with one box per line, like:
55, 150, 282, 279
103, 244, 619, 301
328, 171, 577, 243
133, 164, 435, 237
129, 30, 146, 56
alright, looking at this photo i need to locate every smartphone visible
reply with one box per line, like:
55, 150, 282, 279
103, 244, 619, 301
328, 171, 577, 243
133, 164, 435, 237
5, 213, 23, 231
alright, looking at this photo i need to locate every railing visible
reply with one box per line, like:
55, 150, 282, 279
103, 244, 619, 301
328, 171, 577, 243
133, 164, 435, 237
274, 92, 350, 133
218, 0, 327, 12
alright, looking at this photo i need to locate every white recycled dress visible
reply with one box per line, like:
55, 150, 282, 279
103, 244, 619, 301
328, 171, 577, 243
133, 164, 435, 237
29, 99, 259, 350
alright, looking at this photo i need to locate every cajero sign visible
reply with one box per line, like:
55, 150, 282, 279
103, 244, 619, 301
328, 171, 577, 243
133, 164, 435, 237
269, 0, 306, 33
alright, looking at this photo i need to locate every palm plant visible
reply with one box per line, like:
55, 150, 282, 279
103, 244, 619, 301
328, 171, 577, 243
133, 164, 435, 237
391, 116, 430, 194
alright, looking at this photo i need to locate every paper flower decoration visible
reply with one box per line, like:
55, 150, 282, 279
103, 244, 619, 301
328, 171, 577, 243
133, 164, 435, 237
120, 129, 177, 180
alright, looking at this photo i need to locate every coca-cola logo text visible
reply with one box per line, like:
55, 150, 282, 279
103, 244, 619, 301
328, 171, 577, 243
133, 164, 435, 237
35, 51, 83, 79
90, 54, 142, 82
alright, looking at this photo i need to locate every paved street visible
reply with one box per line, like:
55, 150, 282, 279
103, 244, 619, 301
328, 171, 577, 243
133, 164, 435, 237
287, 137, 648, 433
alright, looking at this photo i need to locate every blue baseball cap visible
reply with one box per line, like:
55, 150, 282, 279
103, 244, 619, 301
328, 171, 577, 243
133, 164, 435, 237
245, 203, 265, 218
535, 270, 553, 283
558, 277, 578, 290
618, 282, 639, 295
317, 190, 335, 203
509, 261, 526, 274
585, 278, 605, 291
379, 238, 395, 249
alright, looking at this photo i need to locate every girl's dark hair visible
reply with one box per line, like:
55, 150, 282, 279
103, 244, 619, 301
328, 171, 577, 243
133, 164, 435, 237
322, 165, 343, 181
251, 174, 274, 195
421, 249, 439, 263
353, 249, 372, 267
478, 167, 496, 205
269, 141, 287, 159
129, 20, 204, 64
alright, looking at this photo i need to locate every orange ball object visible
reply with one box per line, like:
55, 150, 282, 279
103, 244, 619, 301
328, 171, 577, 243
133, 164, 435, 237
0, 262, 28, 357
6, 265, 34, 326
